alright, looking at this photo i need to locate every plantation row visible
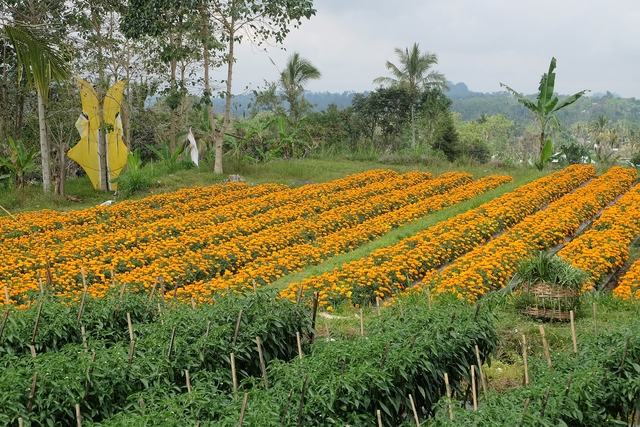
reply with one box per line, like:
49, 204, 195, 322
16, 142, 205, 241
0, 289, 497, 426
2, 169, 511, 307
281, 164, 597, 307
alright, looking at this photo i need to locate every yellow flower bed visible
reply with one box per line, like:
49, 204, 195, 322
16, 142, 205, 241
188, 174, 512, 300
558, 183, 640, 290
615, 258, 640, 301
281, 164, 596, 308
1, 169, 434, 305
426, 166, 637, 301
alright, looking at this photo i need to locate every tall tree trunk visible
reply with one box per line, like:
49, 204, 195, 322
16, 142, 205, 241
37, 87, 51, 192
411, 104, 416, 149
201, 1, 216, 159
215, 21, 236, 175
92, 5, 109, 191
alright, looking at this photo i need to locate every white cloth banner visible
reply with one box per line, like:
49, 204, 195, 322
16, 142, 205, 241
187, 128, 199, 166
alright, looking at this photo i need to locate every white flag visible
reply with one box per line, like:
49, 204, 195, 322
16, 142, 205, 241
187, 128, 199, 166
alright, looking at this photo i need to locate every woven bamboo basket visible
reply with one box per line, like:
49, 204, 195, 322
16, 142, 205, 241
520, 282, 579, 321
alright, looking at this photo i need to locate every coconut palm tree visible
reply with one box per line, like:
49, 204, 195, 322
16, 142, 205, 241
373, 43, 448, 148
4, 23, 70, 193
279, 52, 321, 125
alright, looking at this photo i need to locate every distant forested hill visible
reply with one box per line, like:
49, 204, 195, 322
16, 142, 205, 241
212, 83, 640, 127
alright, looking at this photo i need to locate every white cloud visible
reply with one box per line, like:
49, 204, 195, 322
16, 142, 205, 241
230, 0, 640, 98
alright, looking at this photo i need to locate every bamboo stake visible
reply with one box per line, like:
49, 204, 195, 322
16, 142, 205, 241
231, 352, 238, 393
540, 386, 551, 417
409, 393, 420, 426
380, 342, 390, 370
311, 292, 319, 343
167, 326, 176, 359
519, 398, 530, 426
359, 308, 364, 335
128, 340, 136, 365
119, 282, 126, 299
474, 303, 481, 322
39, 277, 44, 295
297, 374, 308, 427
426, 288, 432, 310
4, 285, 9, 305
444, 373, 453, 420
201, 320, 211, 357
76, 403, 82, 427
471, 365, 478, 411
376, 409, 383, 427
570, 310, 578, 356
185, 369, 193, 403
593, 302, 598, 337
159, 276, 165, 304
77, 272, 88, 324
233, 309, 243, 345
296, 283, 303, 305
45, 258, 53, 288
296, 331, 303, 359
619, 336, 630, 376
81, 326, 88, 352
475, 344, 487, 398
110, 269, 115, 288
522, 334, 529, 386
84, 351, 96, 399
191, 297, 196, 309
539, 325, 552, 368
256, 336, 269, 389
252, 279, 257, 292
18, 418, 23, 427
281, 389, 293, 425
0, 309, 9, 341
31, 300, 43, 344
238, 393, 248, 426
127, 313, 134, 341
148, 277, 159, 302
114, 282, 127, 315
30, 345, 36, 358
376, 297, 381, 316
27, 371, 38, 413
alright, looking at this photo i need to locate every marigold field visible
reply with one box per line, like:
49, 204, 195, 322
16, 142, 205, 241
2, 164, 640, 426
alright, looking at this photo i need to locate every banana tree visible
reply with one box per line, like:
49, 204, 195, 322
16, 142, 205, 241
500, 57, 588, 170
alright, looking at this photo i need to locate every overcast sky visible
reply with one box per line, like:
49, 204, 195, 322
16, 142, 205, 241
220, 0, 640, 98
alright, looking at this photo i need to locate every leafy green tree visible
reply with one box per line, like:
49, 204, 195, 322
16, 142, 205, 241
279, 51, 321, 124
500, 57, 588, 170
373, 43, 447, 148
3, 23, 70, 193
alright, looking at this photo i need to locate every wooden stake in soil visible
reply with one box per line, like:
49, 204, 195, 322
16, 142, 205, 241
81, 326, 88, 352
570, 310, 578, 356
296, 331, 303, 359
18, 418, 23, 427
522, 334, 529, 386
148, 277, 159, 302
233, 309, 243, 345
380, 342, 390, 370
426, 288, 432, 310
593, 302, 598, 337
540, 386, 551, 417
185, 369, 193, 402
191, 297, 196, 309
619, 336, 630, 376
359, 308, 364, 335
31, 300, 43, 344
409, 393, 420, 426
39, 277, 44, 295
201, 320, 211, 358
230, 352, 238, 393
75, 403, 82, 427
0, 309, 9, 341
77, 271, 88, 324
238, 392, 249, 427
127, 313, 134, 341
27, 371, 38, 413
29, 345, 36, 358
311, 292, 319, 343
475, 344, 487, 398
471, 365, 478, 411
539, 325, 552, 368
296, 283, 303, 305
519, 398, 530, 426
376, 409, 383, 427
444, 373, 454, 421
281, 389, 294, 425
256, 336, 269, 389
376, 297, 381, 316
297, 374, 308, 427
167, 326, 176, 359
114, 282, 127, 315
128, 340, 136, 365
4, 285, 10, 305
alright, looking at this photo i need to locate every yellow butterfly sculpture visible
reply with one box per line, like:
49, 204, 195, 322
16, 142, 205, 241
68, 78, 128, 191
